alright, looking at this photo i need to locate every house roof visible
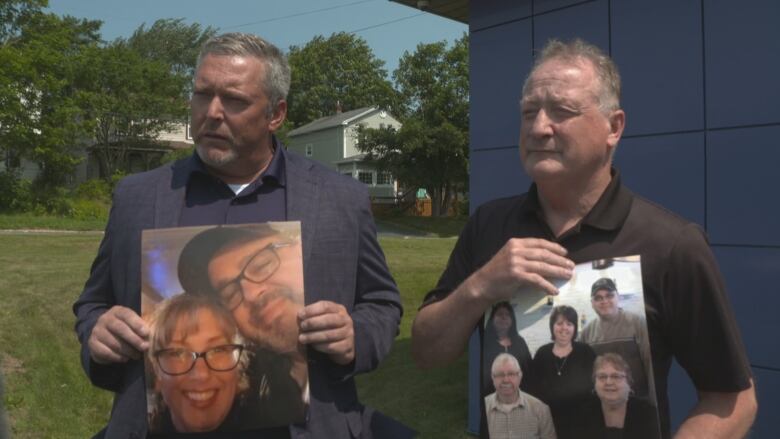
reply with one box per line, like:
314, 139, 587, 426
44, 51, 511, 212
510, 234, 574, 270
334, 153, 367, 164
287, 107, 378, 137
390, 0, 468, 24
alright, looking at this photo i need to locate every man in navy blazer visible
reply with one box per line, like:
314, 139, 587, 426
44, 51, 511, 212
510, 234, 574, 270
73, 32, 403, 438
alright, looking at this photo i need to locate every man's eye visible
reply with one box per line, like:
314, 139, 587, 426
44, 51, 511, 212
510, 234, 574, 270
551, 107, 577, 117
246, 258, 274, 278
220, 283, 241, 300
521, 108, 538, 119
224, 96, 249, 108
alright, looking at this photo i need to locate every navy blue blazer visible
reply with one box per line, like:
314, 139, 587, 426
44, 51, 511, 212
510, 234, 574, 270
73, 150, 403, 438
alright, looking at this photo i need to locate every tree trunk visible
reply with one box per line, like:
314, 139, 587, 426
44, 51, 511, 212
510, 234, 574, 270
430, 188, 442, 217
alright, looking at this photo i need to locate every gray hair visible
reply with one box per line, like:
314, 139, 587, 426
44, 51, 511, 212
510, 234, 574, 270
593, 352, 634, 388
491, 353, 521, 376
523, 38, 621, 113
197, 32, 291, 115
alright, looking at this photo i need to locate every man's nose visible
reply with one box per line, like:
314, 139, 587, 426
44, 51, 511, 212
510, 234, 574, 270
240, 278, 266, 302
206, 96, 224, 120
529, 109, 554, 137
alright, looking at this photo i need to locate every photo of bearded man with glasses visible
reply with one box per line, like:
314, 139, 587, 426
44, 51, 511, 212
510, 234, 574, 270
175, 223, 309, 431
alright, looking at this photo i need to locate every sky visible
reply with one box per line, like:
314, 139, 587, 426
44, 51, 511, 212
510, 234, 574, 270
46, 0, 467, 75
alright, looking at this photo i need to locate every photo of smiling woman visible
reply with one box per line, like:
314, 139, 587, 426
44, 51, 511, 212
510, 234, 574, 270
482, 302, 533, 394
578, 353, 660, 439
529, 305, 596, 439
146, 293, 250, 434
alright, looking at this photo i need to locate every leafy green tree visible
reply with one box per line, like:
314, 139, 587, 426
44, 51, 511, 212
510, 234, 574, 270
358, 35, 469, 217
286, 32, 400, 127
76, 41, 189, 178
0, 0, 47, 43
122, 18, 217, 86
0, 11, 193, 187
0, 11, 102, 188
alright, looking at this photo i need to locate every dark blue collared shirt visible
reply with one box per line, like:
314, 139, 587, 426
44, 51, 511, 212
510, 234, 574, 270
171, 139, 292, 439
178, 138, 287, 227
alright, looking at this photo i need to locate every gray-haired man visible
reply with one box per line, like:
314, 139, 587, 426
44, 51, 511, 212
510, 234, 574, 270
74, 32, 404, 438
413, 38, 755, 438
485, 353, 556, 439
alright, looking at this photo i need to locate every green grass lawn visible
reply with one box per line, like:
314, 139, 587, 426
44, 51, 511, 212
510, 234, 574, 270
0, 232, 472, 439
0, 214, 107, 231
375, 213, 468, 238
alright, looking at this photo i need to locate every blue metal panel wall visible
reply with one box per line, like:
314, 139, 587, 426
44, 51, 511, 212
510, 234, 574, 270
468, 0, 779, 435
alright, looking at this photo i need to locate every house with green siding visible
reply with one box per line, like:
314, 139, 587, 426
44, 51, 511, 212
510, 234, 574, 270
286, 107, 402, 202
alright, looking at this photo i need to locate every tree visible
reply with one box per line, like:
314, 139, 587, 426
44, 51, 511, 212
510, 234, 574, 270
0, 0, 47, 44
0, 12, 192, 187
286, 32, 400, 128
0, 11, 103, 188
122, 18, 217, 87
76, 41, 189, 178
358, 35, 469, 217
72, 20, 215, 178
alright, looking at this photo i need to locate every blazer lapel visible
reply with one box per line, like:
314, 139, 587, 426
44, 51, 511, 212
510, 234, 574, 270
286, 152, 319, 268
154, 160, 189, 229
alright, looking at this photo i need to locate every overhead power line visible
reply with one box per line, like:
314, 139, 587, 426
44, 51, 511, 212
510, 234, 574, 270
349, 13, 426, 34
220, 0, 380, 30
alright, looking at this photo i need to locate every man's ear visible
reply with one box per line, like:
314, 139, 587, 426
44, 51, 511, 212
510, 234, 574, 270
268, 100, 287, 133
606, 109, 625, 149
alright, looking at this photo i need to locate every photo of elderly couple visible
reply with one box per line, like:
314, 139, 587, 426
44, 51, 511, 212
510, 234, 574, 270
140, 222, 307, 434
482, 256, 661, 439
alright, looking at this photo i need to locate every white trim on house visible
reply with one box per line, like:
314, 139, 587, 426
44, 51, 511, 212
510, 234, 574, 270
340, 108, 377, 126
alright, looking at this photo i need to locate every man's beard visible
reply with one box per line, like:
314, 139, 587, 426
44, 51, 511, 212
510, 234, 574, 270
245, 286, 302, 352
196, 143, 239, 168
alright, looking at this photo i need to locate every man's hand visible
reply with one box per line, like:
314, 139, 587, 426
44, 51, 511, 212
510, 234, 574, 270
88, 306, 149, 365
469, 237, 574, 304
298, 301, 355, 365
412, 237, 573, 368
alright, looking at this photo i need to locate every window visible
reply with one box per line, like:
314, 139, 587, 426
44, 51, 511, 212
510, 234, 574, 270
305, 143, 313, 157
358, 171, 373, 185
376, 172, 392, 185
342, 171, 352, 178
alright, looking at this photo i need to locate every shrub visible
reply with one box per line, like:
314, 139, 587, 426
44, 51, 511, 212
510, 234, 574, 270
69, 198, 109, 221
31, 186, 74, 217
75, 179, 112, 202
0, 171, 34, 212
109, 170, 127, 192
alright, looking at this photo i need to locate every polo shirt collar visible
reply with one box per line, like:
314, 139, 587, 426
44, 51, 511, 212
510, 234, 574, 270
518, 167, 633, 232
183, 135, 287, 187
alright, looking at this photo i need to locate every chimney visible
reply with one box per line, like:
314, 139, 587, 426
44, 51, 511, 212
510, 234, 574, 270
336, 100, 343, 114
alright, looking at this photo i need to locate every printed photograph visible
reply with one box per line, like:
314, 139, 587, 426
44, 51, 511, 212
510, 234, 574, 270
141, 222, 308, 434
482, 256, 661, 439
